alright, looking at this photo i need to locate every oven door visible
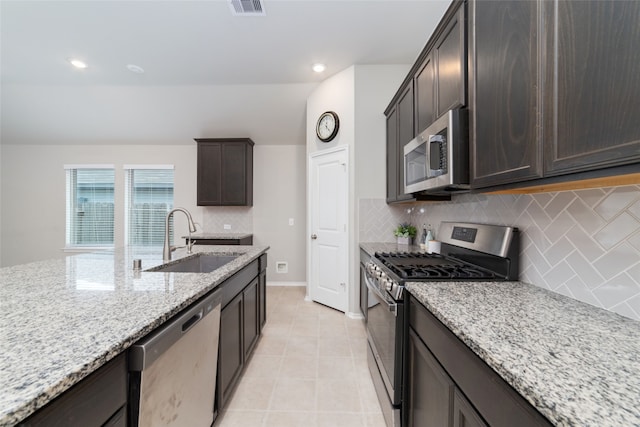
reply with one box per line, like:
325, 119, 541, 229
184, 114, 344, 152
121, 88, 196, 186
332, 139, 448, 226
363, 267, 403, 405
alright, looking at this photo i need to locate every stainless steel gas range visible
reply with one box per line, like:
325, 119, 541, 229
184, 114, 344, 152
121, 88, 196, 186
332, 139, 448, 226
360, 222, 520, 427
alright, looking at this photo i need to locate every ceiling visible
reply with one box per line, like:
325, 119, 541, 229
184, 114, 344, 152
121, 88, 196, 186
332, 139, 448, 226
0, 0, 450, 145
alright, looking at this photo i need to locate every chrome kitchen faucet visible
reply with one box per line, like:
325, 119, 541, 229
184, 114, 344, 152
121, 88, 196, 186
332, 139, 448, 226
163, 207, 197, 261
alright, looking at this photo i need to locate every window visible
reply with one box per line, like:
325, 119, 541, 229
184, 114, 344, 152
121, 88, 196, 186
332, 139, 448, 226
65, 165, 115, 248
125, 166, 174, 246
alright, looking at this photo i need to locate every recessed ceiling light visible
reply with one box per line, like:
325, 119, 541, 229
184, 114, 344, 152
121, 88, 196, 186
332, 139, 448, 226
312, 63, 326, 73
68, 58, 87, 69
126, 64, 145, 74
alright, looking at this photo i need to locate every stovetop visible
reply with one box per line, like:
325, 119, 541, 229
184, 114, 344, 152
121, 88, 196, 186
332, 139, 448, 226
374, 251, 496, 281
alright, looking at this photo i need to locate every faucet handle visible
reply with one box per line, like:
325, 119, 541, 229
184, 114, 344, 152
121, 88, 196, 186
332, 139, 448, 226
187, 239, 196, 254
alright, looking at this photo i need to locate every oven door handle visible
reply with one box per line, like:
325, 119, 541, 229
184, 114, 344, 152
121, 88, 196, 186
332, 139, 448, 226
364, 273, 398, 316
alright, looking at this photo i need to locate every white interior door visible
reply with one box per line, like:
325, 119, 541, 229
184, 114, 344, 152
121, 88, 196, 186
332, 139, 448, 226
309, 147, 348, 312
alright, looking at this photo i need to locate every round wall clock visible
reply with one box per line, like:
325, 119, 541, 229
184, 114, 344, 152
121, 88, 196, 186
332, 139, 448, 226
316, 111, 340, 142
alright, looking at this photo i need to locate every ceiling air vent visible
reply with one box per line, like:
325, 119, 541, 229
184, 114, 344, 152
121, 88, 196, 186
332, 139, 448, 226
229, 0, 266, 16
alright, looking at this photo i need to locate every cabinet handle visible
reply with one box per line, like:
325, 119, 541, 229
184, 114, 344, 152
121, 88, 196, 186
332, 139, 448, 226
311, 234, 318, 240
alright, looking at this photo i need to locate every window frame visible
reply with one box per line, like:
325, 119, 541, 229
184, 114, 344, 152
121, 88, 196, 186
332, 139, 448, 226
64, 164, 116, 251
123, 165, 175, 247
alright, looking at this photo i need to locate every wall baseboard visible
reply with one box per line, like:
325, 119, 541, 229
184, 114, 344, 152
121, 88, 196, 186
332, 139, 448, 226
266, 281, 307, 287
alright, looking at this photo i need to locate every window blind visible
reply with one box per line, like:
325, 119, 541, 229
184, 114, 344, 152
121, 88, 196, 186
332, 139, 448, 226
125, 168, 174, 246
65, 168, 115, 247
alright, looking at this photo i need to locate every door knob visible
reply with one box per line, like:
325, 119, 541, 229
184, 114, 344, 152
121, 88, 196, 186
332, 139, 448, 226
311, 234, 318, 240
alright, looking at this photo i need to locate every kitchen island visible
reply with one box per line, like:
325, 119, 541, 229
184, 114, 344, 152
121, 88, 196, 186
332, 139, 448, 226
0, 244, 268, 426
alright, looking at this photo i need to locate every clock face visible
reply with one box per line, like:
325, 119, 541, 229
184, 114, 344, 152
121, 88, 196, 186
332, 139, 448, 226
316, 111, 339, 142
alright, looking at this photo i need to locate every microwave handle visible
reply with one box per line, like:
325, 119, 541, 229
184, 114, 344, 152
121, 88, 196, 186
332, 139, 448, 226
429, 135, 445, 171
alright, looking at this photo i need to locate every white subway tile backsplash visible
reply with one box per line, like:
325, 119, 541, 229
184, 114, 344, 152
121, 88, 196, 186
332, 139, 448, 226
359, 184, 640, 321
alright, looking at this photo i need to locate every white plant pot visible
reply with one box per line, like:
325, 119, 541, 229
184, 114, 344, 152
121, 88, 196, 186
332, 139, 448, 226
397, 237, 412, 245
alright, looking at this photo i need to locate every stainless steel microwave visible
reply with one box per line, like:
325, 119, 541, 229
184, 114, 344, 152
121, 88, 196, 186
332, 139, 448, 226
403, 108, 469, 194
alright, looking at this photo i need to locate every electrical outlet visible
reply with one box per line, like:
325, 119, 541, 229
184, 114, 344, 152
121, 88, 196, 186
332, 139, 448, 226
289, 218, 294, 226
224, 224, 231, 230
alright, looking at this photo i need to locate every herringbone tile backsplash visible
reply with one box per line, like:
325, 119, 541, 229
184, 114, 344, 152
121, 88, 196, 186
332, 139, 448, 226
359, 185, 640, 321
202, 206, 252, 232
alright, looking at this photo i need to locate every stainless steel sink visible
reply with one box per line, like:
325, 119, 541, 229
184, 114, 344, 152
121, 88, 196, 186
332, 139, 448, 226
147, 254, 239, 273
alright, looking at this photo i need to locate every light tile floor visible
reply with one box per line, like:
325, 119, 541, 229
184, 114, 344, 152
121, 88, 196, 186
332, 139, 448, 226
215, 286, 386, 427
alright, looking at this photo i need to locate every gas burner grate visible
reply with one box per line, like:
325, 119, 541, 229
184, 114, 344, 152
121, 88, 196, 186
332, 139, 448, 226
395, 265, 496, 280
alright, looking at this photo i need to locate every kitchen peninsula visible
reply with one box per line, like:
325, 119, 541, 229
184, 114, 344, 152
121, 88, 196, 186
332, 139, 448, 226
0, 244, 268, 425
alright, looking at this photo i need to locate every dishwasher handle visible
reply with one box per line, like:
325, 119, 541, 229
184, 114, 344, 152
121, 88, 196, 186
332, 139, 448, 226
129, 288, 222, 372
181, 310, 203, 332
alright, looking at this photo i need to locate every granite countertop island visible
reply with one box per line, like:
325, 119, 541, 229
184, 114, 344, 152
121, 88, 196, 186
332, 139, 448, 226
360, 242, 640, 425
0, 244, 268, 426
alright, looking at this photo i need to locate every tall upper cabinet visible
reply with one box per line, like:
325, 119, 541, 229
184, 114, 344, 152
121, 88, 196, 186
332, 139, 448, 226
470, 0, 640, 189
196, 138, 254, 206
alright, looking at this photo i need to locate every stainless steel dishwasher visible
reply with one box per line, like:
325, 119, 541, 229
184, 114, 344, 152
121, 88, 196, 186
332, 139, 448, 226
128, 288, 222, 427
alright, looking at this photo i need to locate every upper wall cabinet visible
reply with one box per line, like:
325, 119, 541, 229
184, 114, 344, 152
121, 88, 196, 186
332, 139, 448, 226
385, 0, 466, 203
470, 0, 640, 189
415, 1, 467, 136
195, 138, 254, 206
386, 83, 417, 203
469, 0, 542, 188
543, 1, 640, 176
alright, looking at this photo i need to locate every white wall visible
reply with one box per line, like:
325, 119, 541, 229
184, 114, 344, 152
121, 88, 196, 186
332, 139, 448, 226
0, 144, 198, 267
0, 144, 308, 280
306, 65, 410, 316
253, 145, 307, 282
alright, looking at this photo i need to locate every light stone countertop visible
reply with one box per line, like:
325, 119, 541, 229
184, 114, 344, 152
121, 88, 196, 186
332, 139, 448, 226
0, 244, 268, 426
407, 281, 640, 426
360, 242, 640, 426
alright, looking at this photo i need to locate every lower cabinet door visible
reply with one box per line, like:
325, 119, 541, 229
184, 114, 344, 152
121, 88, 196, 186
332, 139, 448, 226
243, 278, 260, 359
217, 292, 244, 410
22, 354, 127, 427
258, 270, 267, 330
453, 389, 487, 427
407, 328, 455, 427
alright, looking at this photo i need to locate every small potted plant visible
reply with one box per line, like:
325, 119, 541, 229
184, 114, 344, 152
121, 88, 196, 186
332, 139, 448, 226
394, 222, 417, 246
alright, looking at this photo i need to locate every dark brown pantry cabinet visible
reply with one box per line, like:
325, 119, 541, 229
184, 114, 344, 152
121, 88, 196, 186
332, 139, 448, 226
195, 138, 254, 206
470, 0, 640, 189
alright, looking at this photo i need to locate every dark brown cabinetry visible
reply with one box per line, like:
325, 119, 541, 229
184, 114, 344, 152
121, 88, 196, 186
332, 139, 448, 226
242, 278, 260, 359
435, 3, 466, 119
217, 292, 244, 410
22, 354, 127, 427
385, 0, 466, 203
406, 329, 456, 427
216, 256, 266, 413
195, 138, 254, 206
386, 85, 416, 203
470, 0, 640, 189
415, 54, 435, 134
543, 1, 640, 176
407, 295, 552, 427
469, 0, 542, 188
258, 255, 267, 330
